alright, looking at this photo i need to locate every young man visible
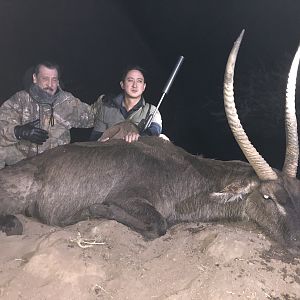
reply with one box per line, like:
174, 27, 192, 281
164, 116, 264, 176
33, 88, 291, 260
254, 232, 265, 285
90, 66, 162, 143
0, 61, 94, 168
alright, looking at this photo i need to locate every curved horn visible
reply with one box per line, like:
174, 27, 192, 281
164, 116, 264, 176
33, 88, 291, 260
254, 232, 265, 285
282, 44, 300, 177
223, 30, 278, 180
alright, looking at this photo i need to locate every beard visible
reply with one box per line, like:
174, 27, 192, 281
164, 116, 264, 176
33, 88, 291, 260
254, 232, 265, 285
43, 87, 55, 95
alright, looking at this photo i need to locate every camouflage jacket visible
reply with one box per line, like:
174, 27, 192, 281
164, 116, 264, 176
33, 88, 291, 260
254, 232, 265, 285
93, 94, 162, 134
0, 89, 94, 157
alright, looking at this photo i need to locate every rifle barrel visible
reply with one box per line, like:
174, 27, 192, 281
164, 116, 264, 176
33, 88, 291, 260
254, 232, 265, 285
142, 55, 184, 132
162, 56, 185, 95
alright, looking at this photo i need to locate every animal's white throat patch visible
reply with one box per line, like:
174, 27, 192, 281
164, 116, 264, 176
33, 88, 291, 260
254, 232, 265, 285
276, 202, 287, 216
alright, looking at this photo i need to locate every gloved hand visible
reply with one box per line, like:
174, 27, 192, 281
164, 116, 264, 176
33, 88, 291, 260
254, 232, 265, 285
14, 119, 49, 145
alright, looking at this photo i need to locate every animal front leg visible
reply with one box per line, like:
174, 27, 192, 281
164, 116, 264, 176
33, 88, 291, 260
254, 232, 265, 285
58, 206, 98, 226
89, 197, 168, 240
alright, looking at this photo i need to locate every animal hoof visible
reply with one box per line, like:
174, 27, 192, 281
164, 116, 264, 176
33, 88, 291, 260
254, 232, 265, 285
142, 220, 168, 240
0, 215, 23, 235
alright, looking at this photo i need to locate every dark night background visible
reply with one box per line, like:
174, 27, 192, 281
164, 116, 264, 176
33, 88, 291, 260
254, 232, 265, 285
1, 0, 300, 170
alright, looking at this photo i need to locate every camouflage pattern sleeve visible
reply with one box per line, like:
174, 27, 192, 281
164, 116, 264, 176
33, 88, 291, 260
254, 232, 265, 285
91, 94, 107, 132
66, 94, 95, 128
0, 94, 23, 146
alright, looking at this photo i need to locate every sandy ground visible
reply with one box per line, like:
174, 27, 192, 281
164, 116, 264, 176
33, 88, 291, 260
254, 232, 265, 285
0, 216, 299, 300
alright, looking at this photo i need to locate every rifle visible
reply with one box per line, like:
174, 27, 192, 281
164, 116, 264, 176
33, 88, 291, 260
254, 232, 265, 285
139, 55, 184, 133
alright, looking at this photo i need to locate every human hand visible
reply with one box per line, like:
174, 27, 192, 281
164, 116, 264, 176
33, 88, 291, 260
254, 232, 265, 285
124, 132, 140, 143
14, 119, 49, 145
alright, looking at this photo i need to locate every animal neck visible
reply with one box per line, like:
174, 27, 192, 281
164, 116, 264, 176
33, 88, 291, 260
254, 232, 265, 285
171, 193, 246, 224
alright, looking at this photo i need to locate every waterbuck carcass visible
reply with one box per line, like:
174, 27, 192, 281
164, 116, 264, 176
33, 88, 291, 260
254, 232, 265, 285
0, 30, 300, 251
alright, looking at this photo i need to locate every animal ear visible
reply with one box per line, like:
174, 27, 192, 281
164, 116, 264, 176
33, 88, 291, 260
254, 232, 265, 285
210, 181, 255, 203
210, 191, 243, 203
99, 121, 139, 142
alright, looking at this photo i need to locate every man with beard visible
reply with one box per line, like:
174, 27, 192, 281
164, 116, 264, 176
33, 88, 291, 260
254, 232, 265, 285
0, 61, 94, 168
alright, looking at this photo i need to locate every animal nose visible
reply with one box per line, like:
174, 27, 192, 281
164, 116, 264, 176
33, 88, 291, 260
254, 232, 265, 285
289, 234, 300, 253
